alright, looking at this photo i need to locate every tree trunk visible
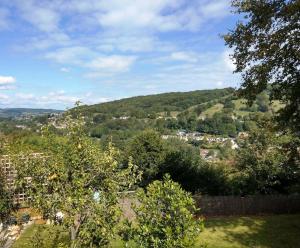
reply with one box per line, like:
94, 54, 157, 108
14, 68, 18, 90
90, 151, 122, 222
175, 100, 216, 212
70, 214, 81, 248
70, 226, 77, 248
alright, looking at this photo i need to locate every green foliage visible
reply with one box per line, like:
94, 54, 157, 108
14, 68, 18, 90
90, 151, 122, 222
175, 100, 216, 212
79, 88, 234, 118
224, 0, 300, 131
219, 141, 235, 160
231, 120, 300, 195
127, 130, 165, 186
12, 112, 140, 247
0, 88, 278, 150
123, 175, 203, 248
256, 93, 269, 113
223, 100, 235, 109
0, 171, 13, 222
197, 112, 241, 137
13, 215, 300, 248
162, 154, 230, 195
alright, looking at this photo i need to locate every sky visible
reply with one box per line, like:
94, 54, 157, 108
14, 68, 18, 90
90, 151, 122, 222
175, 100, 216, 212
0, 0, 241, 110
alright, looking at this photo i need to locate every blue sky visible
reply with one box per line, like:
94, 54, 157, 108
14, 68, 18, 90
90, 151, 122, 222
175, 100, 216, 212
0, 0, 240, 110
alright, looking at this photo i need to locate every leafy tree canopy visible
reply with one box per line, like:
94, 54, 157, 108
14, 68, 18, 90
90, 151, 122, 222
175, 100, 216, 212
232, 118, 300, 195
225, 0, 300, 131
12, 113, 140, 247
127, 130, 165, 186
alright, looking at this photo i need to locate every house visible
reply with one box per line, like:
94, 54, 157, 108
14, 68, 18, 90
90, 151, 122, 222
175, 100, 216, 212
119, 116, 130, 120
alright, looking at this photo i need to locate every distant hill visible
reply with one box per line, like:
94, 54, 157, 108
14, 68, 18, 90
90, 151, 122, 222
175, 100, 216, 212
67, 87, 284, 145
0, 88, 283, 146
78, 88, 235, 118
0, 108, 63, 118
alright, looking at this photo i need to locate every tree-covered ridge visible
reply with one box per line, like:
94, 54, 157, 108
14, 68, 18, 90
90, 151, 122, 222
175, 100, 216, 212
0, 87, 284, 148
78, 88, 235, 118
76, 89, 283, 146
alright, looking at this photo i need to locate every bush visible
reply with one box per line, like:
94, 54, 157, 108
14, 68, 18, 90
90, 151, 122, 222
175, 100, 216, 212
123, 175, 203, 248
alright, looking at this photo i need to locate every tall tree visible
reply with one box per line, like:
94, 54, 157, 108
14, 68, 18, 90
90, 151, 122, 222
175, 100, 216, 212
232, 119, 300, 195
224, 0, 300, 131
12, 113, 139, 247
127, 130, 165, 186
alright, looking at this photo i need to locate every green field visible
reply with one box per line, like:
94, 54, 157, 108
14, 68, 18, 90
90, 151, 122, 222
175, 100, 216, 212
12, 214, 300, 248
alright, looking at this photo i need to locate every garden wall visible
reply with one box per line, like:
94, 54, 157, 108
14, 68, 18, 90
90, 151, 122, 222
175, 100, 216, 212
194, 195, 300, 216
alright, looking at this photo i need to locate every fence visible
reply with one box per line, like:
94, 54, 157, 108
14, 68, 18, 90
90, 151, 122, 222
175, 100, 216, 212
0, 154, 44, 205
1, 154, 300, 216
194, 195, 300, 216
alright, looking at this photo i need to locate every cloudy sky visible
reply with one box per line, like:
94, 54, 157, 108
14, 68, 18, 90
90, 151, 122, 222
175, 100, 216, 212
0, 0, 240, 110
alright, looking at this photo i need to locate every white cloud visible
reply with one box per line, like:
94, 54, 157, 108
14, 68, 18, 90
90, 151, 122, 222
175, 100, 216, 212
90, 0, 230, 32
0, 0, 236, 108
95, 1, 177, 31
86, 55, 136, 72
201, 1, 230, 19
15, 0, 60, 32
31, 33, 71, 51
216, 81, 224, 87
60, 67, 70, 73
45, 46, 93, 65
0, 93, 9, 100
137, 49, 239, 90
0, 76, 16, 90
15, 93, 35, 100
0, 90, 111, 109
3, 0, 233, 74
0, 85, 15, 90
6, 0, 231, 34
84, 49, 240, 95
40, 92, 79, 104
13, 91, 78, 105
170, 52, 198, 63
0, 75, 16, 85
96, 35, 157, 52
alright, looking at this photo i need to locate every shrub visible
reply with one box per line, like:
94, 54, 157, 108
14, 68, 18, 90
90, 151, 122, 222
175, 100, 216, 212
123, 175, 203, 248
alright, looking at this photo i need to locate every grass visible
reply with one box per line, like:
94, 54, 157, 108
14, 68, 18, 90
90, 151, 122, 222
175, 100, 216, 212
12, 224, 69, 248
12, 214, 300, 248
197, 215, 300, 248
199, 103, 224, 119
232, 99, 251, 117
